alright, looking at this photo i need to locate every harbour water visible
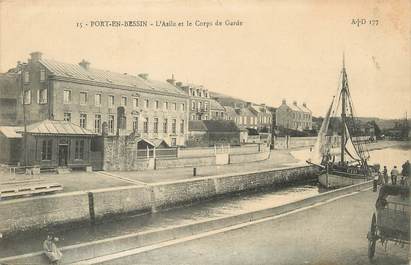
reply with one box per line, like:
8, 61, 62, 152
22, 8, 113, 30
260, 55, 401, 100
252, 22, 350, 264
1, 145, 410, 258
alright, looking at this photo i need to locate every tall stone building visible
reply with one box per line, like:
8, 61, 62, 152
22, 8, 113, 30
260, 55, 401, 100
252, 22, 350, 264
276, 99, 312, 131
13, 52, 189, 146
169, 79, 212, 121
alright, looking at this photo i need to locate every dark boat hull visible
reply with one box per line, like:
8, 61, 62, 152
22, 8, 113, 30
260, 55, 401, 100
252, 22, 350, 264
318, 170, 373, 188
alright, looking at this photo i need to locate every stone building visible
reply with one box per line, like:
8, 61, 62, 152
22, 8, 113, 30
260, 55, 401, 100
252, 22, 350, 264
0, 72, 20, 126
249, 103, 272, 132
169, 79, 212, 121
223, 106, 238, 122
210, 98, 226, 120
234, 104, 258, 130
276, 99, 312, 131
13, 52, 189, 146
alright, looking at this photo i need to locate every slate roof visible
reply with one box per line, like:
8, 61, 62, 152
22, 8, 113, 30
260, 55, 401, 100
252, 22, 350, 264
39, 59, 186, 97
224, 106, 238, 117
0, 126, 23, 138
189, 120, 239, 132
210, 98, 225, 111
235, 107, 256, 117
299, 104, 311, 113
24, 120, 96, 135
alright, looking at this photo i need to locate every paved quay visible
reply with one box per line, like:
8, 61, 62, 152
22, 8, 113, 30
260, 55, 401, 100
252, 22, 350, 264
86, 189, 409, 265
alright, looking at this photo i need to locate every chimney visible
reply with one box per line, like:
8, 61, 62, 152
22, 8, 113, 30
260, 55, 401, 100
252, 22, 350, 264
246, 102, 251, 107
30, 51, 43, 62
166, 74, 176, 85
176, 81, 182, 87
303, 102, 307, 107
79, 59, 90, 70
293, 101, 297, 106
138, 73, 149, 80
282, 99, 286, 105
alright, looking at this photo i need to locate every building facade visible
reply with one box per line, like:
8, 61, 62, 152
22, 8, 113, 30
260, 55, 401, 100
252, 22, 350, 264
210, 99, 226, 120
171, 80, 212, 121
249, 103, 272, 132
234, 105, 258, 130
276, 99, 312, 131
14, 52, 189, 146
187, 120, 240, 147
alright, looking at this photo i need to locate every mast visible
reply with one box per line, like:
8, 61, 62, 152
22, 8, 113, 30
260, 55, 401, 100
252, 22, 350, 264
340, 53, 347, 163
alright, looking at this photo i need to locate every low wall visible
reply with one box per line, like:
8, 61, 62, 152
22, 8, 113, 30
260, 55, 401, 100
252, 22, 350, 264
156, 156, 216, 169
0, 192, 89, 235
229, 150, 270, 164
1, 179, 372, 265
0, 165, 319, 236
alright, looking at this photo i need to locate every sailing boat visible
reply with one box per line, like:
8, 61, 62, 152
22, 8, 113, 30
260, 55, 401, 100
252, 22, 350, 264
308, 55, 377, 188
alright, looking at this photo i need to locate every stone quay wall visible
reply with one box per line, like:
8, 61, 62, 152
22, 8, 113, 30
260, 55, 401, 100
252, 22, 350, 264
0, 165, 319, 235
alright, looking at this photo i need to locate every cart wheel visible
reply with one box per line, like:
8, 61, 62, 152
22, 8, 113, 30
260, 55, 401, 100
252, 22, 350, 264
368, 213, 377, 259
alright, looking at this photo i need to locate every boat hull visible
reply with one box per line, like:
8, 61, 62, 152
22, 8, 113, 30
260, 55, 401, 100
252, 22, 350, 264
318, 171, 371, 189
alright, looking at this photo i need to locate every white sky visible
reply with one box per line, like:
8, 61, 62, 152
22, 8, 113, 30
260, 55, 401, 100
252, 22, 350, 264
0, 0, 410, 119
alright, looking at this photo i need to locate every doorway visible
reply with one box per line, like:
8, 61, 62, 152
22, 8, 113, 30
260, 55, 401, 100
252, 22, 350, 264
58, 144, 68, 167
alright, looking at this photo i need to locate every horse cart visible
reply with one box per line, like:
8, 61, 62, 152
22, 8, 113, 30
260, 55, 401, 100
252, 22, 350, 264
367, 184, 410, 259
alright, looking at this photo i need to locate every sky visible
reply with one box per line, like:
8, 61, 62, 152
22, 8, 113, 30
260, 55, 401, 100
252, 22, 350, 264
0, 0, 410, 119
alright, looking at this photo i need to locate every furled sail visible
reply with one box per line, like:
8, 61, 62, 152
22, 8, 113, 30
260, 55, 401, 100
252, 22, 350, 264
309, 98, 334, 164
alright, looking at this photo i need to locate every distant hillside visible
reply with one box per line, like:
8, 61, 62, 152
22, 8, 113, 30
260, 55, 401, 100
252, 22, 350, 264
311, 116, 410, 130
209, 91, 247, 107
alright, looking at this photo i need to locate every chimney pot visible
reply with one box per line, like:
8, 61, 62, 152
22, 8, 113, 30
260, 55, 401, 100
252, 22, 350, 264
79, 59, 90, 70
293, 101, 297, 105
282, 99, 286, 105
303, 102, 307, 107
176, 81, 182, 87
30, 51, 43, 62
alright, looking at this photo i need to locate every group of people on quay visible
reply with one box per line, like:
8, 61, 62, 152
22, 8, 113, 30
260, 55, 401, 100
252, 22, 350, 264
378, 160, 410, 186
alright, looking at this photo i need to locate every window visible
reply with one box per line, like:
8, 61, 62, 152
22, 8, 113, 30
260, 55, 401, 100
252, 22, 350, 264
95, 94, 102, 106
23, 72, 30, 83
172, 103, 177, 110
23, 90, 31, 105
155, 100, 159, 109
80, 92, 88, 105
204, 115, 208, 120
181, 103, 185, 111
191, 101, 195, 110
191, 90, 195, 96
153, 118, 158, 133
133, 116, 138, 131
95, 114, 101, 133
39, 89, 47, 104
144, 99, 149, 108
143, 117, 148, 133
163, 101, 168, 110
74, 140, 85, 159
191, 114, 196, 120
171, 138, 177, 146
63, 90, 71, 104
121, 96, 127, 106
63, 112, 71, 122
41, 139, 52, 160
133, 98, 138, 108
40, 69, 46, 82
80, 113, 87, 128
172, 119, 176, 134
204, 102, 208, 111
108, 115, 115, 133
163, 119, 168, 133
108, 95, 115, 108
180, 120, 184, 133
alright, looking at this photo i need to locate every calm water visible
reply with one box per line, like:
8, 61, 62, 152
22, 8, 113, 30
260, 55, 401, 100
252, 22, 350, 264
1, 145, 410, 257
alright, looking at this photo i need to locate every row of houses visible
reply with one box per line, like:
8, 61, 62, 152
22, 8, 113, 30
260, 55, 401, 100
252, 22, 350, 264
0, 52, 313, 170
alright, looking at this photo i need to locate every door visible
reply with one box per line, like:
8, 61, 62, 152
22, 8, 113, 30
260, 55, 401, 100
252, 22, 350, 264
58, 145, 68, 167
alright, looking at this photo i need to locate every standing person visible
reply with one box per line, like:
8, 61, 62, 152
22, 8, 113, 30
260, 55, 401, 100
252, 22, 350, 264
401, 160, 410, 178
383, 166, 388, 184
390, 166, 399, 185
43, 235, 63, 264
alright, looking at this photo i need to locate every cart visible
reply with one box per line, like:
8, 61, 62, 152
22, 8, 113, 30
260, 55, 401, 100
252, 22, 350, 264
367, 184, 410, 259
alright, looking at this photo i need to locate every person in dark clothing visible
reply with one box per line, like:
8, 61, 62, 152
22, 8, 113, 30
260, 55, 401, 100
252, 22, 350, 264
391, 166, 399, 185
402, 160, 410, 177
383, 166, 388, 184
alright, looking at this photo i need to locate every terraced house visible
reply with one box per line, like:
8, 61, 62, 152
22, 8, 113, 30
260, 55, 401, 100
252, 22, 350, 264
276, 99, 312, 131
15, 52, 189, 146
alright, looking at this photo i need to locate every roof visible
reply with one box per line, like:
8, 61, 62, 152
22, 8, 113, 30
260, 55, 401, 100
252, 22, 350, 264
24, 120, 96, 136
39, 58, 186, 97
299, 104, 311, 113
210, 98, 225, 111
136, 138, 169, 148
236, 107, 256, 117
289, 103, 302, 112
224, 106, 238, 117
0, 126, 23, 138
189, 120, 240, 132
